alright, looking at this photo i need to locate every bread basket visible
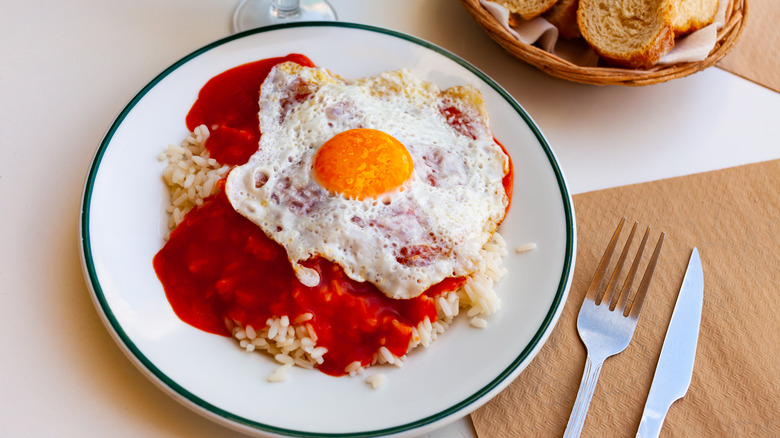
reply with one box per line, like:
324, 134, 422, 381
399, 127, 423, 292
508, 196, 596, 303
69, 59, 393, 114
460, 0, 747, 86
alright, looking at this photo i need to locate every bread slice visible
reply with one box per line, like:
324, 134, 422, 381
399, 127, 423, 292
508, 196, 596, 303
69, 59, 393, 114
577, 0, 676, 68
543, 0, 581, 39
671, 0, 719, 36
495, 0, 559, 20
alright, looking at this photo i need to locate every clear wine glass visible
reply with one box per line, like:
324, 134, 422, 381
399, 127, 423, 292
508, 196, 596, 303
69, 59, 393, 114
232, 0, 337, 33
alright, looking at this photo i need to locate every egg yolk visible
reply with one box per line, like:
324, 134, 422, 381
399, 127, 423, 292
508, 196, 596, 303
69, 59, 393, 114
313, 128, 414, 200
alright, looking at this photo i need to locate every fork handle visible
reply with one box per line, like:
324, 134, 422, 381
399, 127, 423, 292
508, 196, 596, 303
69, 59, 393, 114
563, 354, 604, 438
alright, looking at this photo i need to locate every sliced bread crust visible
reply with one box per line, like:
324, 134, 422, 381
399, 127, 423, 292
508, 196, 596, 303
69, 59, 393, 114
495, 0, 559, 20
577, 0, 676, 68
543, 0, 581, 39
672, 0, 719, 36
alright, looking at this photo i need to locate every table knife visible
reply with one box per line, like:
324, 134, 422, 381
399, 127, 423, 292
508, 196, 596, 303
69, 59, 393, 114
636, 247, 704, 438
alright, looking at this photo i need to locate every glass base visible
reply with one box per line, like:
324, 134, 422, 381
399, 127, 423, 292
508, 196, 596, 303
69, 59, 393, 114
232, 0, 337, 33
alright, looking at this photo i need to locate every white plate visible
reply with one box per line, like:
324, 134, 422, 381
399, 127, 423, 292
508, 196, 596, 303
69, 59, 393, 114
80, 22, 575, 438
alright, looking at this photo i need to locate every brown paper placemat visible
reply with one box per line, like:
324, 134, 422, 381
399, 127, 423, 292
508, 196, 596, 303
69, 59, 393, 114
718, 0, 780, 93
472, 160, 780, 437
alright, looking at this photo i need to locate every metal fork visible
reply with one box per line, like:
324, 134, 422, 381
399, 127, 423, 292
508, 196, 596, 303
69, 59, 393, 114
563, 218, 665, 438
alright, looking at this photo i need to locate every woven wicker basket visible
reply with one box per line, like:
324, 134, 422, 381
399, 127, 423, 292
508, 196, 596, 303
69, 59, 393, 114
460, 0, 747, 86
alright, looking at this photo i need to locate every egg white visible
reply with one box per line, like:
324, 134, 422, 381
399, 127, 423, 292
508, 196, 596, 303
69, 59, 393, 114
225, 62, 509, 299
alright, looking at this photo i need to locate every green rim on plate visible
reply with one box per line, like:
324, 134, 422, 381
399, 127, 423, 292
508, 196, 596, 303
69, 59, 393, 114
80, 21, 575, 438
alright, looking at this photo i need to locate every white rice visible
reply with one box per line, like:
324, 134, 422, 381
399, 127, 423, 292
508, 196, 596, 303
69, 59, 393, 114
158, 125, 230, 233
345, 361, 365, 376
160, 127, 511, 385
365, 373, 386, 389
515, 242, 538, 254
470, 317, 488, 328
267, 363, 294, 382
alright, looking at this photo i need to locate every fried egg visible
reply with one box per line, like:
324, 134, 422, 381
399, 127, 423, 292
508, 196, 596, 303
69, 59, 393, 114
225, 62, 510, 299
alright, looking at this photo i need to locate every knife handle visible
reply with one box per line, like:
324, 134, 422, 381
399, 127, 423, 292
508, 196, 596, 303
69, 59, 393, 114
636, 406, 668, 438
564, 354, 604, 438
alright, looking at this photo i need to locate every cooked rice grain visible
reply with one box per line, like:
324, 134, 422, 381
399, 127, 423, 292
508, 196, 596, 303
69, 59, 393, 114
365, 373, 386, 389
470, 317, 488, 328
516, 242, 538, 254
267, 363, 293, 382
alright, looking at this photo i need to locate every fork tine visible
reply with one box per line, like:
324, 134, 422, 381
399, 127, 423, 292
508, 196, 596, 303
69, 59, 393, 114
614, 226, 651, 314
627, 231, 665, 318
601, 221, 638, 306
615, 227, 650, 315
585, 217, 626, 302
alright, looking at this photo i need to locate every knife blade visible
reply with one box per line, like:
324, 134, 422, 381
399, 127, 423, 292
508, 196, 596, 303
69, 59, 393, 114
636, 247, 704, 438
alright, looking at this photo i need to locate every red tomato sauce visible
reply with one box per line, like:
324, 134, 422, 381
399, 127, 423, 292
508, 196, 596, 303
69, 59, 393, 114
154, 55, 514, 376
154, 186, 467, 375
185, 53, 316, 165
497, 138, 514, 215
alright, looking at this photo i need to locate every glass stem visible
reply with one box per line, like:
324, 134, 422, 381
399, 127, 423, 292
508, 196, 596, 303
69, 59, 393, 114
271, 0, 301, 18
